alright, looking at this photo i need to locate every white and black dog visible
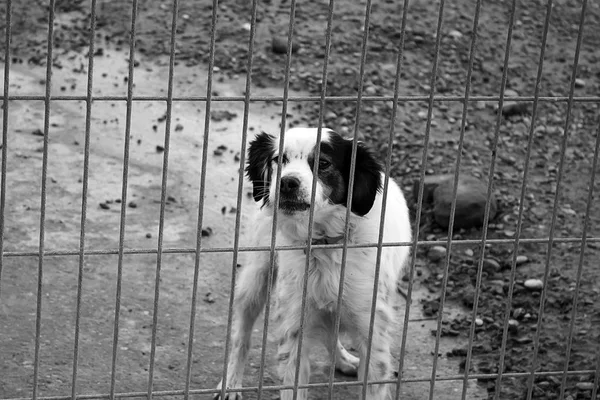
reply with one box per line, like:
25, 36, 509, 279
215, 127, 411, 400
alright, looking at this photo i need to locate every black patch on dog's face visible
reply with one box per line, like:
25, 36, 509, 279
246, 131, 276, 205
309, 131, 382, 216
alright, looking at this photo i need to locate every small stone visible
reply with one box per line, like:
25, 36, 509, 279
325, 111, 337, 120
574, 78, 585, 88
146, 233, 152, 238
475, 318, 484, 326
464, 248, 474, 257
524, 279, 543, 290
575, 382, 594, 390
502, 101, 530, 117
483, 258, 501, 273
99, 202, 110, 210
508, 319, 519, 334
242, 22, 251, 31
271, 35, 300, 54
448, 29, 463, 39
211, 110, 237, 122
475, 100, 486, 110
513, 307, 526, 320
174, 123, 184, 132
417, 110, 428, 119
201, 227, 213, 237
204, 292, 215, 304
515, 255, 528, 265
128, 201, 137, 208
156, 145, 165, 152
428, 246, 447, 262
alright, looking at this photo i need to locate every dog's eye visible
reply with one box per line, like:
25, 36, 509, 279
319, 159, 331, 169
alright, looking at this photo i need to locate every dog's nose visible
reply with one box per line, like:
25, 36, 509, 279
280, 176, 300, 195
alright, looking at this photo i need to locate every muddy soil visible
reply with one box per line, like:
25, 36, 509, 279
1, 0, 600, 399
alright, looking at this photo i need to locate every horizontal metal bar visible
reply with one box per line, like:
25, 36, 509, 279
3, 369, 596, 400
2, 236, 599, 258
3, 94, 600, 103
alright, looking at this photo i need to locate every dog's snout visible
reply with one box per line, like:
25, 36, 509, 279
280, 176, 300, 195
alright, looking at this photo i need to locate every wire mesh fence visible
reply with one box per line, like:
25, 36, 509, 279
0, 0, 599, 399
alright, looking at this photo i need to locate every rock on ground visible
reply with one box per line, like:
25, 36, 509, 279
416, 174, 498, 230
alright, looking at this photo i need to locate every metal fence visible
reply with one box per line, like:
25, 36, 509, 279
0, 0, 599, 399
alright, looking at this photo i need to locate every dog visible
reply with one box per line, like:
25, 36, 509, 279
215, 127, 411, 399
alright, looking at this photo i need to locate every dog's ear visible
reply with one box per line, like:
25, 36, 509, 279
347, 141, 383, 216
246, 131, 276, 204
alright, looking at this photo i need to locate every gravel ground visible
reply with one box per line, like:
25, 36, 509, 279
2, 0, 600, 399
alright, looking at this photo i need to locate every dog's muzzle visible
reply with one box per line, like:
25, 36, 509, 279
279, 176, 310, 213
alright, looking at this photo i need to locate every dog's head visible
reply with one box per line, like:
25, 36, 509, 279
246, 127, 382, 217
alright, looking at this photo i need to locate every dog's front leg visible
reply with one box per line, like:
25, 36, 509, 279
356, 304, 395, 400
274, 284, 310, 400
214, 252, 275, 400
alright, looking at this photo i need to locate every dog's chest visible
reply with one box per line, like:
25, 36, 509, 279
279, 249, 343, 312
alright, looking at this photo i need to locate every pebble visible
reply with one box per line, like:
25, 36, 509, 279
575, 382, 594, 390
417, 110, 428, 120
475, 318, 483, 326
448, 29, 463, 39
325, 111, 337, 120
428, 246, 447, 262
271, 35, 300, 54
508, 318, 519, 333
524, 279, 544, 290
515, 255, 528, 265
464, 248, 474, 257
483, 258, 501, 273
574, 78, 585, 88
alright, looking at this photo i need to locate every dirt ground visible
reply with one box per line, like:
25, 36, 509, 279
1, 0, 599, 399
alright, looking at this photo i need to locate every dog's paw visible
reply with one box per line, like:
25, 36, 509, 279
335, 351, 360, 377
213, 380, 243, 400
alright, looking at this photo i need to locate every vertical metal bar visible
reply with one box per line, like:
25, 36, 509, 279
427, 1, 482, 397
527, 0, 586, 397
390, 0, 442, 394
558, 93, 597, 400
592, 344, 600, 400
183, 0, 219, 398
462, 1, 518, 399
556, 2, 591, 398
290, 1, 335, 399
361, 9, 415, 396
0, 0, 12, 299
396, 0, 444, 392
392, 0, 414, 398
146, 0, 179, 399
218, 0, 259, 398
109, 0, 139, 398
71, 0, 97, 398
32, 1, 57, 398
325, 0, 373, 398
256, 1, 297, 398
446, 1, 496, 400
486, 3, 559, 399
493, 1, 553, 398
